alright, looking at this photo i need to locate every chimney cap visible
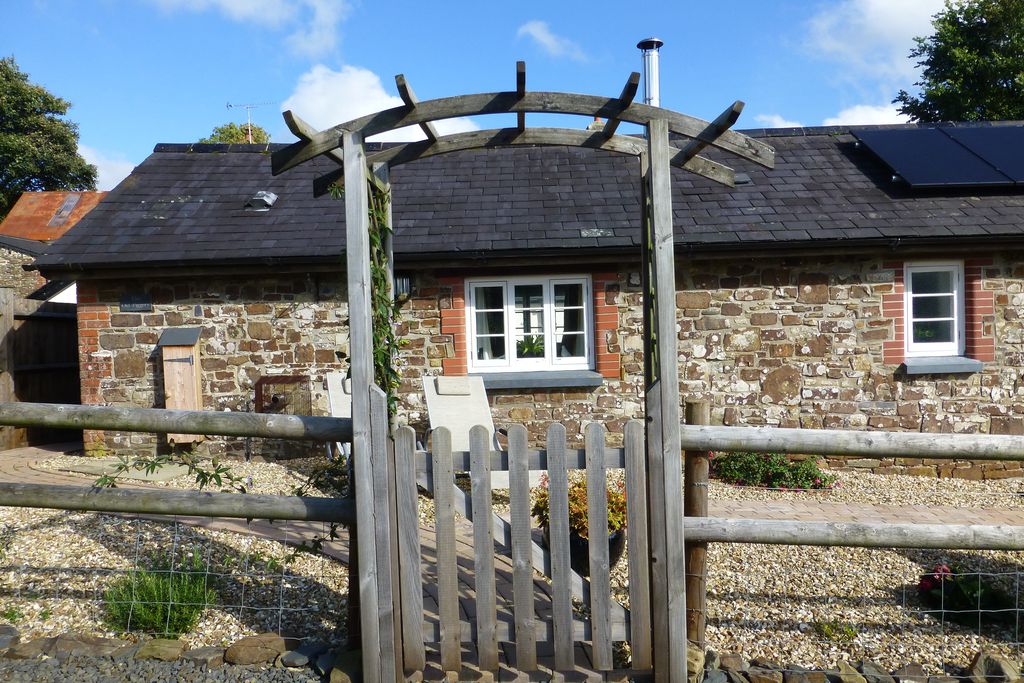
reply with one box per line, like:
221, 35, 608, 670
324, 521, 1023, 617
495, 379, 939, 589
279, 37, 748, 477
636, 37, 664, 51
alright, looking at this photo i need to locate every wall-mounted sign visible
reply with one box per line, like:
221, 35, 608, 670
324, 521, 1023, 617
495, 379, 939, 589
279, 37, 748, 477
119, 293, 153, 313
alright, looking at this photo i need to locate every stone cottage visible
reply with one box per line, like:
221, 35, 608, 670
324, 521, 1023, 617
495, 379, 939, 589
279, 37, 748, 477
33, 123, 1024, 478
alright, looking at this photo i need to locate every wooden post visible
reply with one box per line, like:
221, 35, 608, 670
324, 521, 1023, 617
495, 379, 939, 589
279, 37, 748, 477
0, 288, 14, 450
343, 130, 383, 681
644, 118, 687, 682
684, 401, 710, 649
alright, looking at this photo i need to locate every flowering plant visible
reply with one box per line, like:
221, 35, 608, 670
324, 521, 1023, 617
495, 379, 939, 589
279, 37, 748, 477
530, 472, 627, 539
917, 563, 1015, 627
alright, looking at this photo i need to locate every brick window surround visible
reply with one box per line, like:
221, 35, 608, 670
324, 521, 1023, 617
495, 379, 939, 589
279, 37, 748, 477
882, 259, 995, 365
439, 273, 620, 379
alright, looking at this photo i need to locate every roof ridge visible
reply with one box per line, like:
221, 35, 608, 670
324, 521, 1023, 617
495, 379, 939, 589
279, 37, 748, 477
738, 120, 1024, 139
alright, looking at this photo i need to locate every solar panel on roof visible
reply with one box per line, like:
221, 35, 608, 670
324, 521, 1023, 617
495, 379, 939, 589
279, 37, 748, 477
944, 126, 1024, 183
853, 128, 1014, 188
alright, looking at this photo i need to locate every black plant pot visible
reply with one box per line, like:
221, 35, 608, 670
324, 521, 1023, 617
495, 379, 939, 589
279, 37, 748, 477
543, 526, 627, 577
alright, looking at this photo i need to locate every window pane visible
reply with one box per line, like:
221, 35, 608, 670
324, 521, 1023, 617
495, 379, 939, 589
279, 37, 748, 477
556, 333, 585, 358
475, 311, 504, 335
912, 295, 953, 319
476, 336, 505, 361
514, 285, 544, 310
474, 285, 504, 310
516, 310, 544, 335
516, 334, 545, 359
911, 271, 953, 294
913, 320, 953, 344
556, 308, 584, 333
554, 283, 583, 308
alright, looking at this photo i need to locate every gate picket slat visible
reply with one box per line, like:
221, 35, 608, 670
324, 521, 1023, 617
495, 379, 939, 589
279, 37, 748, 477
546, 423, 575, 671
624, 419, 652, 669
470, 424, 499, 671
394, 426, 425, 672
508, 424, 538, 671
369, 386, 398, 682
431, 428, 461, 673
585, 422, 612, 671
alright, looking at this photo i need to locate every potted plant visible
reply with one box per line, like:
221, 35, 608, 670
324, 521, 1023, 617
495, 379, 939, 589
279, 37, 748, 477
531, 472, 627, 576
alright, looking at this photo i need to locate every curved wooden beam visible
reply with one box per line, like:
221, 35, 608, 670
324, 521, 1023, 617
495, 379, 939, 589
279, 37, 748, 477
309, 127, 735, 197
272, 91, 774, 175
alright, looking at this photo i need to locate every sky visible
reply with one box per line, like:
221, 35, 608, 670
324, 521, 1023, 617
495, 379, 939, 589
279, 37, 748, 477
3, 0, 946, 190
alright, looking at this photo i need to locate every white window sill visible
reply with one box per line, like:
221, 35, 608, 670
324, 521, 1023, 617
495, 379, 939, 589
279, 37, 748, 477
472, 370, 604, 390
898, 356, 983, 375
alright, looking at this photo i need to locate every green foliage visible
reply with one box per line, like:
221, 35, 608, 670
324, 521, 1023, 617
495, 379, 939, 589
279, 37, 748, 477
531, 472, 627, 539
709, 451, 836, 490
94, 447, 246, 493
103, 551, 217, 637
895, 0, 1024, 121
0, 56, 97, 220
199, 122, 270, 144
812, 620, 857, 643
1, 606, 22, 623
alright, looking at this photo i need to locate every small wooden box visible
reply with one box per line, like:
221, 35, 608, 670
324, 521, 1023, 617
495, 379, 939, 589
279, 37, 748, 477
157, 328, 203, 444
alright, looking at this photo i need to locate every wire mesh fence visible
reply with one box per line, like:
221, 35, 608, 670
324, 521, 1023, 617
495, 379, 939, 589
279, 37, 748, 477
0, 510, 348, 649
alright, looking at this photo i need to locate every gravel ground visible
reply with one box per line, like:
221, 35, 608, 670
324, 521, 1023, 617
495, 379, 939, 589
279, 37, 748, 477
0, 657, 322, 682
24, 455, 1024, 674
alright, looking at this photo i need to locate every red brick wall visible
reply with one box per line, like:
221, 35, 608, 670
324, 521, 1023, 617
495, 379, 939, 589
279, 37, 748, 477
76, 281, 112, 452
438, 276, 467, 376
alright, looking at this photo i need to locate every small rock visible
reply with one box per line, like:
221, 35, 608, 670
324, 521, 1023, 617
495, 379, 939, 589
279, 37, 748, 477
705, 648, 721, 671
836, 661, 868, 683
111, 643, 141, 660
135, 638, 185, 662
787, 672, 828, 683
315, 650, 339, 676
688, 642, 705, 683
329, 649, 362, 683
52, 633, 123, 660
181, 645, 224, 669
705, 670, 728, 683
0, 624, 19, 650
968, 651, 1020, 683
4, 636, 55, 660
893, 664, 928, 683
280, 640, 327, 669
926, 677, 959, 683
748, 667, 784, 683
859, 660, 896, 683
753, 658, 784, 671
723, 670, 748, 683
720, 653, 750, 671
224, 632, 286, 665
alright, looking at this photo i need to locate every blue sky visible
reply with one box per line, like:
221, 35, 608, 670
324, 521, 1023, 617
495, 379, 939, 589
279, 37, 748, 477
4, 0, 945, 190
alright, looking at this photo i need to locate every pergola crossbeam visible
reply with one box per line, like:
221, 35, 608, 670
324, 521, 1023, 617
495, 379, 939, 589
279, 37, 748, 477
516, 61, 526, 132
601, 72, 640, 139
676, 101, 744, 164
395, 74, 439, 143
271, 89, 775, 176
283, 111, 344, 167
308, 127, 734, 197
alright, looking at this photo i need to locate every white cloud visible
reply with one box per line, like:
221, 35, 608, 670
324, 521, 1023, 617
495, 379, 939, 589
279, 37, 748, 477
78, 145, 136, 190
282, 64, 479, 142
754, 114, 804, 129
822, 104, 911, 126
148, 0, 348, 58
806, 0, 944, 81
516, 20, 588, 62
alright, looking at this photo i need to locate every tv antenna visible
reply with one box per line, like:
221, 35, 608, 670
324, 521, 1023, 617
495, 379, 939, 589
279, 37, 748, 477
226, 101, 275, 143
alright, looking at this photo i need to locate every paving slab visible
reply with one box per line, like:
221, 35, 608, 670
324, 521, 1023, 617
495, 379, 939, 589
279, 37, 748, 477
56, 457, 190, 482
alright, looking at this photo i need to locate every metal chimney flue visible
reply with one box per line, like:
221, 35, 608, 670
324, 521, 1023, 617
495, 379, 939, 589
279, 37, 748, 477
637, 37, 664, 108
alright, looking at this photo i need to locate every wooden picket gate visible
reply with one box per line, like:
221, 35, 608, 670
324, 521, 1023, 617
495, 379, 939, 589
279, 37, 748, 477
379, 413, 655, 679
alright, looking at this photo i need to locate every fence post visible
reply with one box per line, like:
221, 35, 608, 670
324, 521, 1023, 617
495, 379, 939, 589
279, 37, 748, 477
0, 288, 14, 450
684, 401, 710, 649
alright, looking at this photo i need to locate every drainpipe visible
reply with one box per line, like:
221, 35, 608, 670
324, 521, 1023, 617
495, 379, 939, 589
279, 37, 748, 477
637, 37, 664, 107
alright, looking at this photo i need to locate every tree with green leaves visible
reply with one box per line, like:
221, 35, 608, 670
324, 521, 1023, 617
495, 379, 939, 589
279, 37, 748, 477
894, 0, 1024, 122
199, 122, 270, 144
0, 57, 97, 220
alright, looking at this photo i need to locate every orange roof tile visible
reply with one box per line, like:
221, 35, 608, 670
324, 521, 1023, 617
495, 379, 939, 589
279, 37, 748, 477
0, 191, 107, 242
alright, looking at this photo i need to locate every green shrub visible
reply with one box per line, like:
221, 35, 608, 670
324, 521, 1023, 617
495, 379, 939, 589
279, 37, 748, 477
103, 552, 217, 637
812, 619, 857, 642
710, 451, 836, 490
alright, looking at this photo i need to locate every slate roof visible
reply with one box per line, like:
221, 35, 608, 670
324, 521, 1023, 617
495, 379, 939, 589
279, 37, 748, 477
34, 124, 1024, 274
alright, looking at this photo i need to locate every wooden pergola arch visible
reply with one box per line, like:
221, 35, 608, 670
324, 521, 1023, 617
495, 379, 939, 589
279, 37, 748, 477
273, 62, 774, 683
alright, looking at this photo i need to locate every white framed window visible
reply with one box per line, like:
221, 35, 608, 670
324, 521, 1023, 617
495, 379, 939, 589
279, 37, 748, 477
466, 275, 592, 373
904, 262, 965, 357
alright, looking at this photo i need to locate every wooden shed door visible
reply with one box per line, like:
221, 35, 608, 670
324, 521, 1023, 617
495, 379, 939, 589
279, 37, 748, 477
162, 345, 202, 444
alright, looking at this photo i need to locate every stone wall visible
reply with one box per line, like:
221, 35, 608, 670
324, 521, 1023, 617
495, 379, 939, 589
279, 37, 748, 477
78, 251, 1024, 478
0, 249, 45, 296
78, 275, 348, 459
